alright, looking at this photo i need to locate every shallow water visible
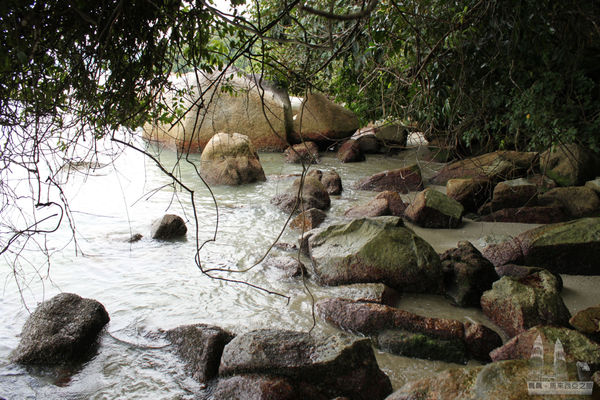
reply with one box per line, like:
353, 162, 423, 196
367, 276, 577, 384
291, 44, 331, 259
1, 141, 598, 399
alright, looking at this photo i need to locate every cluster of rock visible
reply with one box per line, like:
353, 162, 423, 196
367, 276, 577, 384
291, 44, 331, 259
435, 145, 600, 224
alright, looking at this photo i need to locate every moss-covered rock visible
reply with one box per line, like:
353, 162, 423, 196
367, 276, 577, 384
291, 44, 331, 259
538, 186, 600, 218
540, 143, 600, 187
308, 217, 443, 292
404, 188, 464, 228
483, 217, 600, 275
490, 326, 600, 370
376, 329, 468, 364
480, 270, 571, 338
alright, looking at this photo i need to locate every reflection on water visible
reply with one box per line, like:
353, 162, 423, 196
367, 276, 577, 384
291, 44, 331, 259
1, 143, 599, 398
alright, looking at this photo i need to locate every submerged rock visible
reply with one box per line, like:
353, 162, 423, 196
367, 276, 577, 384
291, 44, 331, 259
404, 188, 464, 229
219, 329, 392, 400
263, 256, 308, 279
344, 191, 406, 218
151, 214, 187, 240
271, 176, 331, 214
11, 293, 109, 365
355, 164, 424, 193
480, 269, 571, 338
200, 132, 266, 185
284, 141, 320, 164
166, 324, 234, 383
308, 217, 443, 293
289, 208, 327, 231
440, 241, 498, 307
482, 217, 600, 275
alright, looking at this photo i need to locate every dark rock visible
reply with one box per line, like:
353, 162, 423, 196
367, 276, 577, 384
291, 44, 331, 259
199, 132, 267, 185
284, 141, 320, 164
490, 326, 600, 370
538, 186, 600, 218
478, 205, 569, 224
219, 329, 392, 400
431, 151, 538, 185
480, 269, 571, 338
482, 217, 600, 275
540, 143, 600, 187
11, 293, 109, 365
151, 214, 187, 240
375, 329, 467, 364
271, 176, 331, 214
263, 256, 308, 278
289, 208, 327, 231
166, 324, 234, 383
308, 217, 443, 293
337, 139, 365, 163
127, 233, 143, 243
404, 188, 464, 229
570, 305, 600, 339
204, 374, 330, 400
463, 321, 503, 362
440, 241, 498, 307
355, 164, 424, 193
445, 178, 491, 213
344, 191, 406, 218
352, 129, 383, 154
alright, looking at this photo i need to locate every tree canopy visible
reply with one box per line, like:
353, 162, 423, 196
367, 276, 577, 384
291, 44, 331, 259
1, 0, 599, 268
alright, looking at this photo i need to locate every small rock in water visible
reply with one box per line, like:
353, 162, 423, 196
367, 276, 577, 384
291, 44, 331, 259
127, 233, 143, 243
151, 214, 187, 240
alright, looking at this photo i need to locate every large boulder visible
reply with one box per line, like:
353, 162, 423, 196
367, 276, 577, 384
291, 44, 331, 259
440, 241, 498, 307
482, 217, 600, 275
344, 191, 406, 218
151, 214, 187, 240
355, 164, 424, 193
308, 217, 443, 293
445, 178, 491, 213
11, 293, 109, 365
165, 324, 234, 383
490, 326, 600, 370
200, 132, 266, 185
218, 329, 392, 400
538, 186, 600, 218
540, 143, 600, 187
431, 151, 538, 185
271, 176, 331, 214
290, 92, 359, 147
284, 141, 320, 164
143, 70, 292, 152
404, 188, 464, 228
480, 269, 571, 338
